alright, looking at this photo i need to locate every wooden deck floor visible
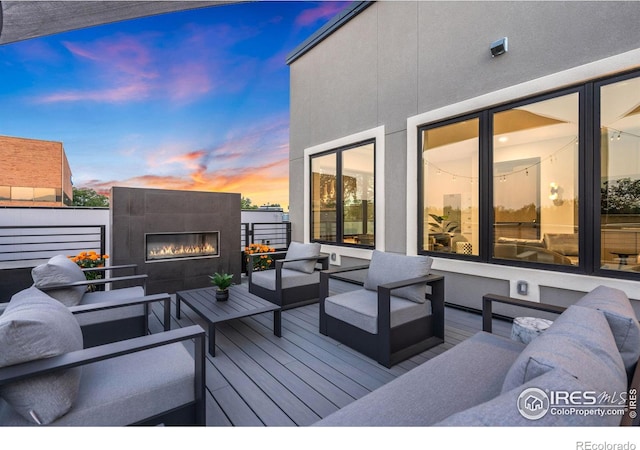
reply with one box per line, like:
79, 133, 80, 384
148, 281, 512, 427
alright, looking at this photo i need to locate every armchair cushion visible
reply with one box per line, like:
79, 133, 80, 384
0, 287, 83, 424
31, 255, 86, 306
250, 268, 320, 291
363, 251, 433, 303
575, 285, 640, 376
282, 242, 321, 274
501, 305, 626, 394
74, 286, 146, 326
324, 289, 432, 334
0, 342, 194, 426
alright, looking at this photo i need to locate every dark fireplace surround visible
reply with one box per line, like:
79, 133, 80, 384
111, 187, 241, 294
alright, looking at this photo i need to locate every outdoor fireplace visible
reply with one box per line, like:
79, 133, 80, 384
145, 231, 219, 263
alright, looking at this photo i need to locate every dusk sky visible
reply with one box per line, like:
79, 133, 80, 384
0, 1, 351, 209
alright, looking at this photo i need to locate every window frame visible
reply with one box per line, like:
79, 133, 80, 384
417, 112, 482, 260
416, 68, 640, 281
309, 138, 376, 249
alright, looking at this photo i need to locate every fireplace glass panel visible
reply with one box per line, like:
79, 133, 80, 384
145, 231, 219, 262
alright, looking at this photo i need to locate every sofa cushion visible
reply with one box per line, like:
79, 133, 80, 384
315, 332, 525, 426
0, 287, 83, 425
502, 305, 626, 394
0, 342, 194, 426
363, 251, 433, 303
437, 367, 625, 426
324, 289, 432, 334
543, 233, 579, 256
497, 237, 544, 248
574, 285, 640, 377
282, 242, 321, 274
31, 255, 86, 306
251, 268, 320, 291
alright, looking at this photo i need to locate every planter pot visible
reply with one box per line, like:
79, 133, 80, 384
215, 289, 229, 301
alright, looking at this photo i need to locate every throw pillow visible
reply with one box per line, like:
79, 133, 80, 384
282, 242, 321, 274
502, 305, 626, 394
0, 287, 83, 425
363, 251, 433, 303
31, 254, 86, 306
575, 285, 640, 377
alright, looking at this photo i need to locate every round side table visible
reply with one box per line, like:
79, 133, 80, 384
510, 317, 554, 344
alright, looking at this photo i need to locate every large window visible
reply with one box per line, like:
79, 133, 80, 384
418, 69, 640, 280
311, 140, 375, 247
493, 92, 579, 266
0, 186, 59, 203
420, 117, 480, 256
598, 74, 640, 274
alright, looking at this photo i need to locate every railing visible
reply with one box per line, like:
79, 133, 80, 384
0, 225, 106, 269
241, 222, 291, 250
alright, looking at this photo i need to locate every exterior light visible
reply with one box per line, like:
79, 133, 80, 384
490, 37, 508, 57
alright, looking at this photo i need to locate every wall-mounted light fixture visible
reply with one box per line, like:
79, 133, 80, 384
549, 182, 563, 206
490, 37, 508, 57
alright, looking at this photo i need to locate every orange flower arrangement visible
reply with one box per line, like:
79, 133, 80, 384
69, 251, 109, 281
244, 243, 276, 271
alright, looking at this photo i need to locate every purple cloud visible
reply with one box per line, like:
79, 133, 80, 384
294, 2, 350, 28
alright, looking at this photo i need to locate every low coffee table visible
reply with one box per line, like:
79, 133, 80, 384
176, 285, 281, 356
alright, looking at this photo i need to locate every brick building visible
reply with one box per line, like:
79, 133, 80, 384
0, 135, 73, 206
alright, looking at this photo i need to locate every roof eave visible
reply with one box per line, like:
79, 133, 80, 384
286, 1, 373, 66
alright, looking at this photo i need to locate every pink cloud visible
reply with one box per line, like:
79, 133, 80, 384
36, 32, 218, 104
82, 157, 290, 208
294, 2, 350, 28
64, 36, 158, 79
169, 62, 213, 101
38, 81, 152, 103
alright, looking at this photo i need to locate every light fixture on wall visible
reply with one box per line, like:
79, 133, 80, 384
549, 182, 563, 206
490, 37, 508, 57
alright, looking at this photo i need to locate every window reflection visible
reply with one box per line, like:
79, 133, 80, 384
311, 153, 337, 242
342, 144, 375, 246
422, 118, 479, 255
600, 76, 640, 273
493, 93, 579, 266
310, 140, 376, 247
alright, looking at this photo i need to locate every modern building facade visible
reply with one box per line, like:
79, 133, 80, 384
0, 135, 73, 206
287, 1, 640, 312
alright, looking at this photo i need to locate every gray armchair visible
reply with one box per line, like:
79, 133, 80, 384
0, 287, 205, 426
248, 242, 329, 310
319, 250, 445, 367
29, 254, 167, 346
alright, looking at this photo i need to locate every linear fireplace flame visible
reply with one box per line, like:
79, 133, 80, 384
145, 231, 219, 263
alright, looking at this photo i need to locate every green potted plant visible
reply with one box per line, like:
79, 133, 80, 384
428, 214, 460, 251
209, 272, 234, 301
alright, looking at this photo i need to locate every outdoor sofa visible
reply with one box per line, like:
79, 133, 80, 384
315, 285, 640, 426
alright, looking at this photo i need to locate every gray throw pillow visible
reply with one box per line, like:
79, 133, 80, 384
31, 254, 86, 306
282, 242, 321, 274
575, 285, 640, 377
502, 305, 626, 394
0, 287, 83, 425
363, 251, 433, 303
